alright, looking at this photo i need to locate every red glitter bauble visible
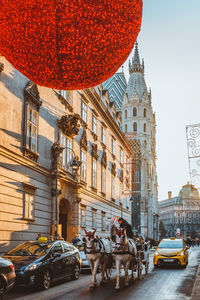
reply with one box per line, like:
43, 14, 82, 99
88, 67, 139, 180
0, 0, 142, 90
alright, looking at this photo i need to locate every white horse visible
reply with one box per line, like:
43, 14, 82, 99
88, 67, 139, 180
83, 229, 112, 289
112, 227, 137, 290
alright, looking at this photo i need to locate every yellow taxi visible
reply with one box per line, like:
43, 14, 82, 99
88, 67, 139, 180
154, 238, 189, 268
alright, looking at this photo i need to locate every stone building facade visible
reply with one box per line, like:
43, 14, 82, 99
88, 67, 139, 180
0, 57, 133, 253
159, 183, 200, 239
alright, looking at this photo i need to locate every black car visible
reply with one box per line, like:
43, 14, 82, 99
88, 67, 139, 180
0, 257, 16, 300
3, 240, 82, 290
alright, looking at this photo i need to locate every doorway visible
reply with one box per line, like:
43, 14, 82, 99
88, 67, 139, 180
59, 199, 69, 241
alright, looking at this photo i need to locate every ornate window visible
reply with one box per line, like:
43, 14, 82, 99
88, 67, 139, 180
133, 122, 137, 132
125, 124, 127, 133
101, 166, 106, 195
120, 147, 123, 164
60, 132, 73, 172
80, 206, 86, 227
133, 107, 137, 116
101, 126, 106, 144
92, 159, 97, 189
111, 176, 115, 200
22, 182, 37, 221
81, 150, 87, 182
101, 212, 106, 231
144, 123, 146, 132
59, 90, 67, 98
111, 137, 115, 155
101, 150, 107, 195
92, 209, 97, 228
144, 108, 147, 117
125, 109, 127, 119
81, 100, 87, 123
92, 114, 97, 135
23, 81, 42, 162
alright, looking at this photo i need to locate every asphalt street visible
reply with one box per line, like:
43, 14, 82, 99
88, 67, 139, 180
6, 247, 200, 300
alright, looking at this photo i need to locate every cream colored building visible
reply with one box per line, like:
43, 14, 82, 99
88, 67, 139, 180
159, 183, 200, 239
0, 57, 133, 253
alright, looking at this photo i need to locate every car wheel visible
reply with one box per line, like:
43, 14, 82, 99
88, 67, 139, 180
0, 280, 6, 300
71, 264, 80, 280
41, 270, 51, 290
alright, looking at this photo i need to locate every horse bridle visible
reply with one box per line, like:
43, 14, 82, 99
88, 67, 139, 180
85, 237, 101, 254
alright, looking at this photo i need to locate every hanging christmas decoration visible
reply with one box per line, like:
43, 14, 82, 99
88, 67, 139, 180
0, 0, 143, 90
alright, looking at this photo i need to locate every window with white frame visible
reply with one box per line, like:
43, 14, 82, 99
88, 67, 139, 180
92, 210, 97, 228
111, 175, 115, 199
92, 159, 97, 188
26, 104, 38, 153
59, 90, 67, 98
81, 150, 87, 181
101, 213, 106, 231
101, 166, 106, 194
60, 132, 73, 171
92, 114, 97, 135
101, 126, 106, 144
24, 192, 35, 220
81, 100, 87, 123
81, 207, 86, 227
111, 137, 115, 155
120, 147, 123, 164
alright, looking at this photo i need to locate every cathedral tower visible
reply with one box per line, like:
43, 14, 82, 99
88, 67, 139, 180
122, 42, 158, 238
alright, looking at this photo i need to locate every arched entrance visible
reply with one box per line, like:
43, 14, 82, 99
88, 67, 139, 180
59, 198, 70, 241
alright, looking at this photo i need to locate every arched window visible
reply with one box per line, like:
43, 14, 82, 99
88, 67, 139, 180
125, 124, 127, 133
133, 107, 137, 117
144, 108, 146, 118
125, 109, 127, 119
144, 140, 147, 148
133, 122, 137, 132
144, 123, 146, 132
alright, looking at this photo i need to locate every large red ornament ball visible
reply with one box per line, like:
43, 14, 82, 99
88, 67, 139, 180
0, 0, 143, 90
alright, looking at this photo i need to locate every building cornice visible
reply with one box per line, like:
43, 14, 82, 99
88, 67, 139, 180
0, 145, 50, 176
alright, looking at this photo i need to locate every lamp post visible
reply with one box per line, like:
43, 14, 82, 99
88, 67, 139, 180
51, 141, 81, 240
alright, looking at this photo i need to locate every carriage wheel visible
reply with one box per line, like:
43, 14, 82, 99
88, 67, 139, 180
137, 261, 142, 280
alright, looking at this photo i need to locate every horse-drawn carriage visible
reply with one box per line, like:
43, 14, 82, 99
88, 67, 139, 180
83, 228, 149, 290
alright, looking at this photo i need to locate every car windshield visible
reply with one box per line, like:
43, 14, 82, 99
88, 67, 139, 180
6, 242, 52, 256
158, 240, 183, 249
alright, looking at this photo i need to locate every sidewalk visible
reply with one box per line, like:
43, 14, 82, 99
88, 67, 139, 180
192, 263, 200, 300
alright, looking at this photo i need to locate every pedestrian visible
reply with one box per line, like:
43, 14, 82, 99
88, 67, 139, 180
36, 233, 41, 240
72, 234, 80, 245
118, 217, 133, 238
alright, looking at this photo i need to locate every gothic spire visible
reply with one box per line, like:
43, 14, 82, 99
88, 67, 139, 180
129, 41, 144, 75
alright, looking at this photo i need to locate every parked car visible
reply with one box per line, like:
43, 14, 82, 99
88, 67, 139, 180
154, 237, 189, 268
3, 240, 82, 290
0, 257, 16, 300
74, 241, 91, 272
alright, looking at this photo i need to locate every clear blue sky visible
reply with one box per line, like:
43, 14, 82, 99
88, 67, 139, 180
123, 0, 200, 200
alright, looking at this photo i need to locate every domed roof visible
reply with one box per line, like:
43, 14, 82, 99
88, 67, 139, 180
179, 182, 200, 200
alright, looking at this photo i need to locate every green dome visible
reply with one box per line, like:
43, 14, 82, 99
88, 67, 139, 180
179, 182, 200, 200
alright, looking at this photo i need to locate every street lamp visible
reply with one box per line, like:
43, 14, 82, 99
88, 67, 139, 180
51, 141, 81, 240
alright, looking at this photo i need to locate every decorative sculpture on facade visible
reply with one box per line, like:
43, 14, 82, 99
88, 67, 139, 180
58, 114, 80, 138
80, 128, 88, 151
